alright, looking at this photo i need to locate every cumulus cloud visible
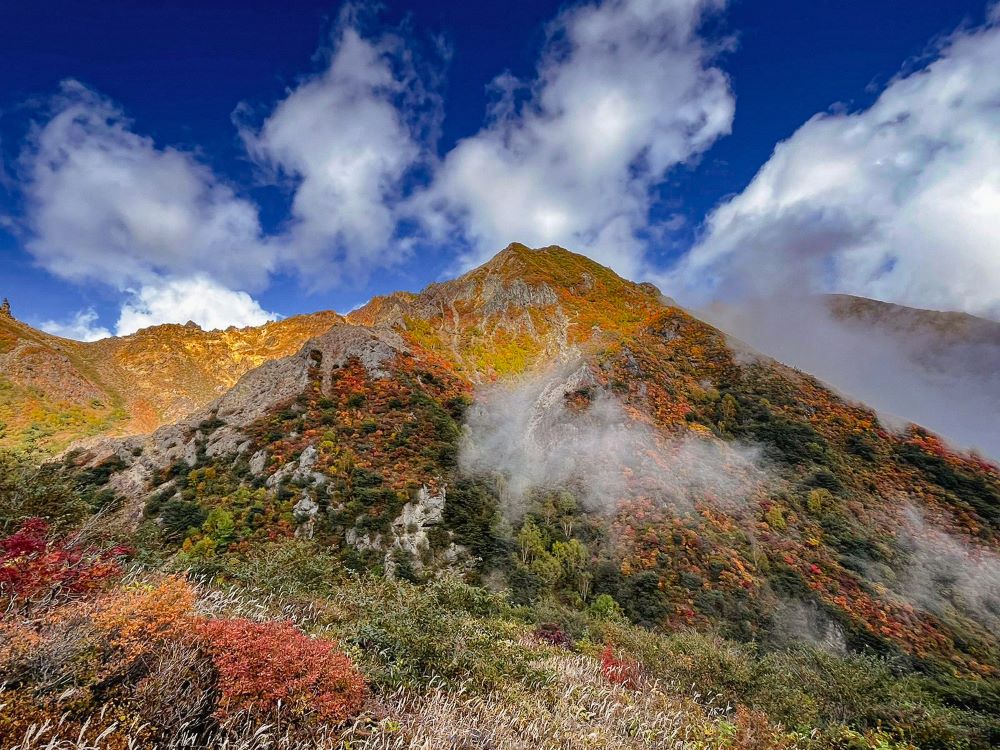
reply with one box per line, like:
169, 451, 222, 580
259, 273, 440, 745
40, 308, 112, 342
413, 0, 733, 279
15, 5, 441, 333
39, 277, 277, 339
237, 7, 442, 286
20, 80, 272, 291
460, 362, 765, 516
672, 15, 1000, 318
114, 276, 277, 335
13, 0, 736, 333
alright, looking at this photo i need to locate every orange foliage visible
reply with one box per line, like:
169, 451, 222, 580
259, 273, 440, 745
93, 575, 198, 661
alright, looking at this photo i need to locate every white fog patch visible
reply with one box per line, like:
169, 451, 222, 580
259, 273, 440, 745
459, 362, 766, 516
769, 598, 847, 655
701, 296, 1000, 459
896, 505, 1000, 633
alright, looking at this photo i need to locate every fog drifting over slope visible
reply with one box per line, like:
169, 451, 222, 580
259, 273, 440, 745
897, 505, 1000, 634
459, 362, 766, 516
700, 297, 1000, 460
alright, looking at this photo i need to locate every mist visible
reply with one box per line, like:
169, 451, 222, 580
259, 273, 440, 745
895, 505, 1000, 634
699, 296, 1000, 460
458, 362, 767, 517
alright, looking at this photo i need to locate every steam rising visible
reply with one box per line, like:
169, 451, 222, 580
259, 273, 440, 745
459, 363, 766, 516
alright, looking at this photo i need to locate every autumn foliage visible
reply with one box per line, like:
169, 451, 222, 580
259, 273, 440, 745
94, 575, 199, 661
0, 517, 129, 600
1, 570, 368, 744
600, 645, 643, 689
200, 618, 367, 724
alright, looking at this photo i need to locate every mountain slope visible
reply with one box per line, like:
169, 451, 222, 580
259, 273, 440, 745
0, 304, 342, 453
348, 243, 669, 378
66, 245, 999, 689
701, 294, 1000, 458
5, 244, 997, 746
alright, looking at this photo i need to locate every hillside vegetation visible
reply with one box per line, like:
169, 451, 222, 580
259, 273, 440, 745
0, 306, 341, 453
1, 245, 998, 749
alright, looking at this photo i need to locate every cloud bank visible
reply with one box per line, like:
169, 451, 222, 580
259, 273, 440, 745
702, 296, 1000, 459
671, 14, 1000, 319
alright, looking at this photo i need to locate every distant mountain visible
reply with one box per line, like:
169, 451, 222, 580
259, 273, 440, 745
66, 244, 999, 684
700, 294, 1000, 459
0, 304, 341, 453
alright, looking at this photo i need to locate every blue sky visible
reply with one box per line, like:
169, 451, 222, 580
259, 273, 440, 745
1, 0, 998, 338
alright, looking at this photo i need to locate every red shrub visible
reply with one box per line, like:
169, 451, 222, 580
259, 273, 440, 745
199, 619, 366, 725
0, 518, 130, 600
534, 622, 572, 649
600, 645, 643, 689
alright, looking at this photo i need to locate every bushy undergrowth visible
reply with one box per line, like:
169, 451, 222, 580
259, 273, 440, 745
3, 528, 998, 749
597, 623, 998, 749
0, 533, 367, 747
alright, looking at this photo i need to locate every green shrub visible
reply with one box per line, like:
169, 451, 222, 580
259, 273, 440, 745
160, 499, 207, 541
0, 450, 88, 534
330, 575, 540, 690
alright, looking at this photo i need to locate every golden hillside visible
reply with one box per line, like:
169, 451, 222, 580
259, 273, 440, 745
0, 306, 341, 453
348, 242, 668, 378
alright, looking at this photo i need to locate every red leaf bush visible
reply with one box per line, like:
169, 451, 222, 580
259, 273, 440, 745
0, 518, 129, 600
600, 645, 643, 689
534, 622, 572, 649
199, 618, 367, 725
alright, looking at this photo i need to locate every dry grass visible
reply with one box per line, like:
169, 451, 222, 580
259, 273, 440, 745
341, 655, 748, 750
2, 574, 804, 750
2, 652, 796, 750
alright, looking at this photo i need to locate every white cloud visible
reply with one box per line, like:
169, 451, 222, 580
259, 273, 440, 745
37, 277, 277, 340
20, 80, 272, 292
701, 297, 1000, 458
16, 0, 734, 321
413, 0, 733, 279
16, 8, 440, 331
672, 15, 1000, 318
114, 276, 276, 335
40, 308, 112, 342
237, 9, 441, 286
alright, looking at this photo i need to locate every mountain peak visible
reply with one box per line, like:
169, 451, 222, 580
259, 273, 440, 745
0, 297, 11, 319
348, 243, 670, 379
